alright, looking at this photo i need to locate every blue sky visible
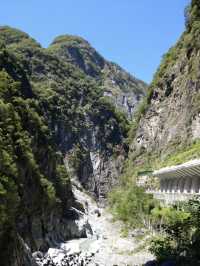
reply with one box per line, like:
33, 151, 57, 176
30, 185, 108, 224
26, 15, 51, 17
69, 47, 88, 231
1, 0, 189, 83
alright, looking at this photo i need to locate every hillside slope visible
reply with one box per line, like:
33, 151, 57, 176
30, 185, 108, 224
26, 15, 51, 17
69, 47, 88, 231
0, 26, 147, 265
108, 0, 200, 245
0, 24, 147, 265
48, 35, 147, 118
0, 44, 79, 266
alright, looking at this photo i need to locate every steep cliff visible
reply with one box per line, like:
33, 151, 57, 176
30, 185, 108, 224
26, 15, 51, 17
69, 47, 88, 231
0, 26, 130, 200
0, 26, 147, 265
108, 0, 200, 238
48, 35, 147, 118
0, 44, 83, 266
129, 0, 200, 172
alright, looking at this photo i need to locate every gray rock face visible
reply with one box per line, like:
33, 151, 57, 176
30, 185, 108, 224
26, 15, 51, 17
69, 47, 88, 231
104, 89, 142, 118
0, 27, 144, 205
14, 207, 91, 265
131, 37, 200, 160
81, 150, 124, 204
64, 126, 125, 204
101, 62, 146, 118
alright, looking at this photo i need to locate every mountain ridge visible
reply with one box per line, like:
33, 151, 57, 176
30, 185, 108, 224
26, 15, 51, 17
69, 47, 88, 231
48, 33, 147, 118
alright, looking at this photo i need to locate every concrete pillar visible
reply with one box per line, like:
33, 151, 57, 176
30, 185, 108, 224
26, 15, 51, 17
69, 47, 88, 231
180, 178, 185, 193
183, 178, 188, 193
171, 179, 175, 193
165, 179, 169, 192
176, 178, 182, 193
184, 178, 192, 193
160, 179, 164, 192
163, 179, 168, 192
197, 178, 200, 194
166, 179, 169, 193
188, 178, 193, 193
167, 179, 173, 193
171, 179, 174, 193
166, 179, 171, 193
174, 178, 180, 192
169, 179, 174, 192
191, 176, 199, 194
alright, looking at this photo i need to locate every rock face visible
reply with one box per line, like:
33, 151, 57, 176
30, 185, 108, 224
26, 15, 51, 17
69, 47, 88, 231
65, 136, 125, 204
49, 35, 147, 118
130, 0, 200, 167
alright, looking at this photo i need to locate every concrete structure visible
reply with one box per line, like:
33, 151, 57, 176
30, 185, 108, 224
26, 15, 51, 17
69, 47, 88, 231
149, 159, 200, 204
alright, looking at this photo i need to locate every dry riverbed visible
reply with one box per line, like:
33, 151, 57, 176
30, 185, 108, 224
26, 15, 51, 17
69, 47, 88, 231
35, 183, 154, 266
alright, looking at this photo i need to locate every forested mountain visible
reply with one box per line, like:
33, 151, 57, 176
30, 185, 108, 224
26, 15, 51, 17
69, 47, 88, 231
48, 34, 147, 118
0, 26, 146, 265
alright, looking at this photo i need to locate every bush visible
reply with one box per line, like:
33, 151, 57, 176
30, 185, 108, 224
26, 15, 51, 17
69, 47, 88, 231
149, 198, 200, 265
149, 235, 176, 262
40, 177, 56, 204
0, 174, 19, 232
109, 184, 156, 228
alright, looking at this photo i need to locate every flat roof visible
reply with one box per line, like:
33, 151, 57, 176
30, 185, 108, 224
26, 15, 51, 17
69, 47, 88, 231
153, 159, 200, 179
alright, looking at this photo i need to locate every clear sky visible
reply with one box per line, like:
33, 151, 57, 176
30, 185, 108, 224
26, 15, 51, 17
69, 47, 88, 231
1, 0, 190, 83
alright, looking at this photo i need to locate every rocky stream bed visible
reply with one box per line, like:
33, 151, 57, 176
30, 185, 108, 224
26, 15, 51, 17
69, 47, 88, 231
33, 181, 154, 266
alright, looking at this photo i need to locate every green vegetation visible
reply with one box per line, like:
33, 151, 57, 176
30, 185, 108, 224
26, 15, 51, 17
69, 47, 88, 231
109, 185, 157, 228
51, 34, 87, 46
0, 26, 40, 47
2, 2, 200, 262
159, 139, 200, 167
0, 53, 63, 234
106, 146, 192, 231
147, 0, 200, 97
150, 199, 200, 265
48, 33, 104, 78
48, 31, 147, 99
109, 4, 200, 265
186, 0, 200, 31
0, 26, 131, 264
110, 186, 200, 265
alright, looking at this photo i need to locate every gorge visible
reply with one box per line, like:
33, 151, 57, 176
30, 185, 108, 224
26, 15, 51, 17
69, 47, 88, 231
0, 25, 147, 265
1, 0, 200, 265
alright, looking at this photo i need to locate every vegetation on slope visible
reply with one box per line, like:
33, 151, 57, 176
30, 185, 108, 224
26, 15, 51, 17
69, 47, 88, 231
150, 198, 200, 265
0, 27, 131, 264
109, 185, 156, 229
48, 33, 147, 101
0, 46, 72, 264
109, 2, 200, 256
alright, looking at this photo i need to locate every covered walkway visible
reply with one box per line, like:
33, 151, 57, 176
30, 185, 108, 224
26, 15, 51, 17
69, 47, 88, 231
150, 159, 200, 203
